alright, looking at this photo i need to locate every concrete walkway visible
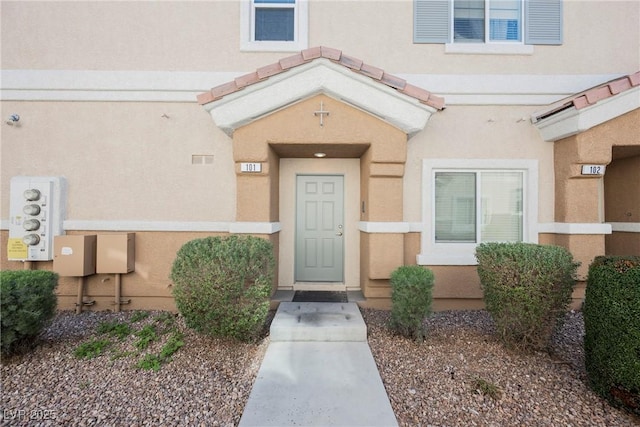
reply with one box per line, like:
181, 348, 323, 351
239, 302, 398, 427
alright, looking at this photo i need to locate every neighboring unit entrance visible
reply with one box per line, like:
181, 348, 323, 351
295, 175, 344, 282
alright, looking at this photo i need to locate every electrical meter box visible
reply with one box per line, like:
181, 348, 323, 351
53, 235, 97, 277
96, 233, 135, 274
8, 176, 67, 261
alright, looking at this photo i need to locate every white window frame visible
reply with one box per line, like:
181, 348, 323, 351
447, 0, 532, 55
240, 0, 308, 52
418, 159, 538, 266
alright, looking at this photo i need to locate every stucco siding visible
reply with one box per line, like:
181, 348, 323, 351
2, 1, 637, 74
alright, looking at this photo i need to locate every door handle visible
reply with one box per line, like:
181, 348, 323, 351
336, 231, 343, 236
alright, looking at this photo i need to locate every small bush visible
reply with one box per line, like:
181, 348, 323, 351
136, 354, 162, 371
475, 242, 578, 351
97, 321, 132, 340
471, 377, 503, 400
1, 270, 58, 355
170, 235, 275, 342
160, 331, 184, 360
134, 325, 158, 350
584, 256, 640, 415
74, 339, 111, 359
130, 311, 150, 323
389, 265, 434, 341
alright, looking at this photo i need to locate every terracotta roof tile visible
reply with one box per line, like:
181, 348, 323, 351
381, 72, 406, 90
197, 91, 215, 105
256, 62, 283, 79
571, 72, 640, 110
534, 71, 640, 120
279, 53, 306, 70
338, 54, 363, 70
235, 72, 261, 89
211, 81, 239, 99
320, 46, 342, 61
609, 77, 631, 95
301, 46, 322, 60
401, 83, 445, 110
197, 46, 445, 110
359, 63, 384, 80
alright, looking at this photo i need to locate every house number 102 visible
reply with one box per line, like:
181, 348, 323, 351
581, 165, 606, 176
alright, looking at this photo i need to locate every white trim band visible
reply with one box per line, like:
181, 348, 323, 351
58, 220, 282, 234
538, 222, 612, 235
609, 222, 640, 233
2, 70, 621, 107
358, 222, 423, 233
228, 222, 282, 234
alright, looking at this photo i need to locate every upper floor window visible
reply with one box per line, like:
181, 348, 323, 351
454, 0, 522, 43
414, 0, 562, 52
241, 0, 308, 52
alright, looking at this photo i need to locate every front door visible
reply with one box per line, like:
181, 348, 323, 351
295, 175, 344, 282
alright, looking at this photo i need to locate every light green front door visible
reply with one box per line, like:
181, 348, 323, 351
295, 175, 344, 282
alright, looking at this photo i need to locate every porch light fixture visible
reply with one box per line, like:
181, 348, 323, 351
314, 152, 326, 158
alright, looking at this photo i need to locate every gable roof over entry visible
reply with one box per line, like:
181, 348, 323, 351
532, 71, 640, 141
197, 46, 445, 137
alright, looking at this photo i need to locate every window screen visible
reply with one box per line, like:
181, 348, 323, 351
255, 0, 295, 42
435, 170, 524, 243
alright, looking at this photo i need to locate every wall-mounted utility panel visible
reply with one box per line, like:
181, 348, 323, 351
53, 235, 97, 277
96, 233, 135, 274
8, 176, 66, 261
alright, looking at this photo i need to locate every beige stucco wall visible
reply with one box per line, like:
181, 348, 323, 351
552, 109, 640, 276
2, 1, 638, 74
1, 101, 236, 222
404, 105, 555, 224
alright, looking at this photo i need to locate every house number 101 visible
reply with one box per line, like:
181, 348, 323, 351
240, 163, 262, 173
581, 165, 606, 176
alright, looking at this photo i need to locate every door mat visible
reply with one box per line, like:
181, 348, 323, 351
292, 291, 348, 303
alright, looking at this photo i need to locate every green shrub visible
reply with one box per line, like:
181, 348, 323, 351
389, 265, 434, 341
130, 310, 150, 323
1, 270, 58, 355
584, 256, 640, 415
134, 325, 158, 350
74, 339, 111, 359
96, 320, 132, 340
159, 331, 184, 360
475, 242, 578, 351
170, 235, 275, 342
136, 354, 162, 371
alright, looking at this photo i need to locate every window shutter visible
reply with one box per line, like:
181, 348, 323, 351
525, 0, 563, 45
414, 0, 451, 43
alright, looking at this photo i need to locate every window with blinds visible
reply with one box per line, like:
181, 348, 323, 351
415, 0, 562, 45
435, 170, 523, 243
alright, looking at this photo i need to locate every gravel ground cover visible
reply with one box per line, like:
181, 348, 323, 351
1, 308, 638, 426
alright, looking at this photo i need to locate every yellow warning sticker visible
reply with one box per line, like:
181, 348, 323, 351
7, 238, 28, 260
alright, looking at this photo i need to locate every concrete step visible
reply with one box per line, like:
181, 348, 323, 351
270, 302, 367, 342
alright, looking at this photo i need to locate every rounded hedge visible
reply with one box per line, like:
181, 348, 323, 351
1, 270, 58, 354
389, 265, 434, 341
476, 242, 578, 351
584, 256, 640, 416
170, 235, 275, 341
